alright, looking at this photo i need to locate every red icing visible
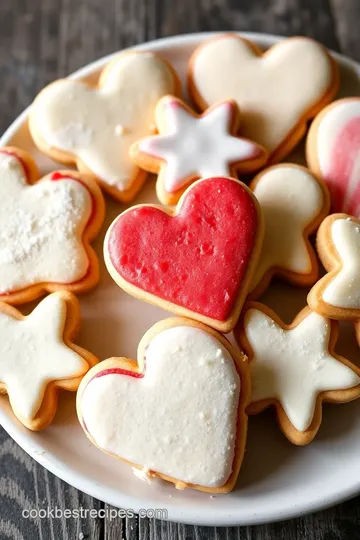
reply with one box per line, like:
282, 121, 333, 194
107, 177, 258, 321
327, 116, 360, 216
93, 367, 143, 380
51, 171, 67, 181
0, 150, 32, 180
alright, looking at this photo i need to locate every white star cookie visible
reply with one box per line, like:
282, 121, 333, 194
0, 148, 104, 304
308, 214, 360, 319
235, 304, 360, 445
29, 52, 180, 202
0, 291, 97, 430
249, 164, 330, 298
131, 97, 268, 204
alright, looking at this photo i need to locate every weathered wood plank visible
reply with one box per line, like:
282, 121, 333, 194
0, 427, 102, 540
330, 0, 360, 61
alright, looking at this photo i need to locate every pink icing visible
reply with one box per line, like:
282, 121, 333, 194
326, 116, 360, 216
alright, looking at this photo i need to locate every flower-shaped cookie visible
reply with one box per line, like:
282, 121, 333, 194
308, 214, 360, 319
77, 317, 250, 493
0, 147, 104, 304
235, 303, 360, 445
0, 291, 98, 430
131, 96, 268, 205
29, 52, 181, 202
189, 35, 339, 163
249, 164, 330, 298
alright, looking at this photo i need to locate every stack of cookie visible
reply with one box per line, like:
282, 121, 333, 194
1, 34, 360, 494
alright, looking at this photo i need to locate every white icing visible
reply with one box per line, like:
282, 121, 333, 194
139, 99, 260, 193
250, 166, 324, 290
81, 326, 240, 488
31, 53, 176, 191
0, 153, 92, 293
132, 467, 154, 485
245, 309, 360, 432
322, 218, 360, 308
317, 101, 360, 176
0, 293, 89, 420
192, 36, 333, 151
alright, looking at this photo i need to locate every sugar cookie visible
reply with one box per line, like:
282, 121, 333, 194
0, 147, 104, 304
130, 96, 268, 205
249, 164, 330, 298
188, 35, 339, 163
0, 291, 98, 430
307, 97, 360, 217
235, 303, 360, 445
104, 176, 263, 333
77, 317, 250, 493
29, 52, 181, 202
308, 213, 360, 319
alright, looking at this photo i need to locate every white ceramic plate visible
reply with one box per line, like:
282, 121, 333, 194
1, 32, 360, 527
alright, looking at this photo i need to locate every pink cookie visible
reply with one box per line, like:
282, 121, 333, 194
307, 98, 360, 217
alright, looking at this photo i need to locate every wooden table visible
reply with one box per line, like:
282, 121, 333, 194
1, 0, 360, 538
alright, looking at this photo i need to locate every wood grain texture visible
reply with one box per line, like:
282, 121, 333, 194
1, 0, 360, 539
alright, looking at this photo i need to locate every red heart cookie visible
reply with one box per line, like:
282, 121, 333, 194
104, 177, 263, 332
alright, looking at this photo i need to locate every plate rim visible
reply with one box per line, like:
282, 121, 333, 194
1, 30, 360, 527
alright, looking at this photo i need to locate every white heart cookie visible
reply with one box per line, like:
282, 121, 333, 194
189, 35, 338, 162
29, 52, 180, 202
77, 319, 249, 493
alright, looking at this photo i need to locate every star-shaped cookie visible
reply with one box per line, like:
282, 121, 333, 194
0, 291, 98, 430
0, 147, 104, 304
308, 214, 360, 319
29, 52, 181, 202
235, 303, 360, 445
130, 97, 268, 204
249, 164, 330, 298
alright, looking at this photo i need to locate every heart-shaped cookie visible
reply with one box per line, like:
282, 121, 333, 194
77, 318, 250, 493
307, 98, 360, 217
188, 35, 339, 163
29, 52, 181, 202
104, 176, 263, 332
